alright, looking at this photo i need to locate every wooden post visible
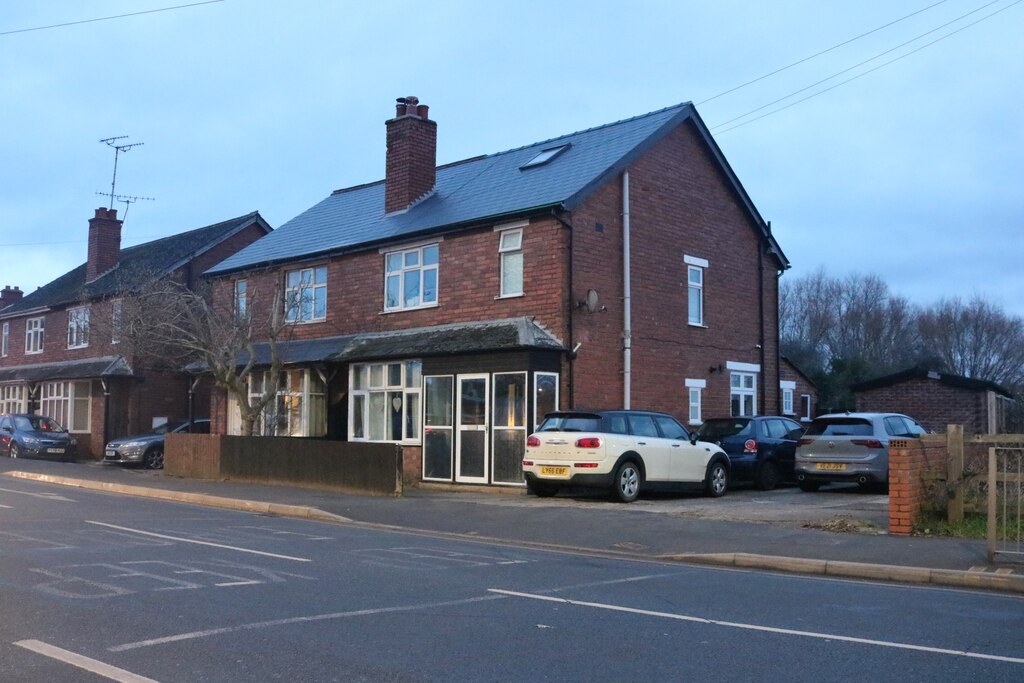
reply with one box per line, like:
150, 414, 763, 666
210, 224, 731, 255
987, 446, 997, 562
947, 424, 964, 524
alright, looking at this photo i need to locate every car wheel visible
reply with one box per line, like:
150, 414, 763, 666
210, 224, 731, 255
527, 479, 560, 498
612, 461, 641, 503
798, 480, 821, 492
143, 447, 164, 470
754, 460, 780, 491
9, 443, 19, 459
704, 459, 729, 498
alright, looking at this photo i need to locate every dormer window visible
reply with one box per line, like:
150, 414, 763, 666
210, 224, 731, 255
520, 144, 570, 170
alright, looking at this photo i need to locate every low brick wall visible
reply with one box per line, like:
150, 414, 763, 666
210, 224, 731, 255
165, 434, 402, 496
888, 439, 924, 535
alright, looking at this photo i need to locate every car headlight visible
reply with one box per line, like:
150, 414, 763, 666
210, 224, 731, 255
22, 436, 40, 445
120, 441, 148, 448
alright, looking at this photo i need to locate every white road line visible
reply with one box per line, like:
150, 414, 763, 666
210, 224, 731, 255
109, 594, 507, 652
489, 589, 1024, 665
84, 521, 310, 563
0, 503, 11, 508
0, 487, 75, 502
15, 639, 159, 683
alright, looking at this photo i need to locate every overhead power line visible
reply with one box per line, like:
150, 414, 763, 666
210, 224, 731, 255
0, 1, 224, 36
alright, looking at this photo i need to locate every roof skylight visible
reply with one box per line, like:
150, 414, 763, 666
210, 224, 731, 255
520, 144, 570, 170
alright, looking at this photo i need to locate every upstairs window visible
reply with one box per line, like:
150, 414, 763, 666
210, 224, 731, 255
235, 280, 248, 319
1, 322, 8, 357
498, 228, 524, 298
685, 255, 708, 327
285, 266, 327, 323
67, 306, 90, 349
385, 244, 438, 311
111, 299, 123, 344
25, 317, 44, 354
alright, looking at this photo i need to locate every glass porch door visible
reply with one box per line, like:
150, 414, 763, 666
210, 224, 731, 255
455, 374, 489, 483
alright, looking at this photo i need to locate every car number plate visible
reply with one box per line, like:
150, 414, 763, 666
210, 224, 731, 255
816, 463, 846, 471
47, 448, 65, 454
540, 466, 569, 477
106, 449, 116, 456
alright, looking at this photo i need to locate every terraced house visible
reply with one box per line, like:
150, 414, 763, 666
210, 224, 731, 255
204, 96, 790, 487
0, 209, 271, 458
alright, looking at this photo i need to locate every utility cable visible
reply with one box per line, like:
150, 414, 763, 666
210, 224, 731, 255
1, 1, 224, 36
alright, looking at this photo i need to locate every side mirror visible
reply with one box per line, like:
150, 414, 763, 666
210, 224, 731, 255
1, 426, 12, 434
690, 434, 698, 446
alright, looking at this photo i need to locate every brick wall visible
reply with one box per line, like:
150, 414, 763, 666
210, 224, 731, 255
855, 379, 991, 434
888, 438, 924, 535
780, 359, 817, 422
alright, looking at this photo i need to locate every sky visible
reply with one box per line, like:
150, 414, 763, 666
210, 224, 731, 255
2, 0, 1022, 316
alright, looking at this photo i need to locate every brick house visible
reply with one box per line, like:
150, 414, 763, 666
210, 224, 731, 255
780, 356, 818, 423
852, 367, 1017, 435
204, 97, 790, 487
0, 208, 272, 458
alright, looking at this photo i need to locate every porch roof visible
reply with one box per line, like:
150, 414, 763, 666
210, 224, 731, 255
0, 356, 134, 384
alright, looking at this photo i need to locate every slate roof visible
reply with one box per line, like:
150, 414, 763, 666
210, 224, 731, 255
209, 102, 787, 275
0, 356, 133, 383
1, 212, 269, 319
851, 367, 1014, 398
199, 317, 564, 370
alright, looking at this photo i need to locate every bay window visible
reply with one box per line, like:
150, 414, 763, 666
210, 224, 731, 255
350, 360, 422, 442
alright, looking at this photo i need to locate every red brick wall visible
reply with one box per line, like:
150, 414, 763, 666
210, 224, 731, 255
385, 113, 437, 213
888, 439, 924, 535
780, 359, 817, 422
854, 379, 991, 434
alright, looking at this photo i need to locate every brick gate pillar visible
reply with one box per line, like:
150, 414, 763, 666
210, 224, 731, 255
888, 439, 924, 535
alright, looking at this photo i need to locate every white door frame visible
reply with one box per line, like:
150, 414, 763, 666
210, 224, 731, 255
455, 373, 489, 484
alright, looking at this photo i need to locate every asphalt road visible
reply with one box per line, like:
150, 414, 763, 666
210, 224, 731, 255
1, 478, 1022, 682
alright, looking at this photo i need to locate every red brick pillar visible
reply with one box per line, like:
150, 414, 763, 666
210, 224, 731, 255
888, 439, 923, 535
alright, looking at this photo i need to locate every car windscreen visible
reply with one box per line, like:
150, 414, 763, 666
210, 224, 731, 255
805, 418, 873, 437
697, 419, 753, 440
153, 421, 186, 434
537, 414, 602, 432
15, 415, 65, 433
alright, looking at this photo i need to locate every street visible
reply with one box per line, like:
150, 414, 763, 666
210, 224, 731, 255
1, 476, 1022, 682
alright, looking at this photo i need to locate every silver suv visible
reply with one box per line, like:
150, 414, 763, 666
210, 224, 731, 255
794, 412, 925, 492
522, 410, 730, 502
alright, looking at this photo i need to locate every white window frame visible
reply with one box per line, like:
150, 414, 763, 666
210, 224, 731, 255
781, 380, 796, 415
533, 372, 560, 430
685, 255, 708, 327
730, 371, 758, 417
25, 317, 44, 354
110, 299, 122, 344
801, 394, 813, 422
248, 369, 326, 437
39, 380, 91, 433
67, 306, 90, 349
0, 384, 26, 413
685, 378, 705, 425
349, 360, 423, 444
384, 244, 439, 312
235, 279, 248, 319
1, 322, 8, 357
284, 265, 327, 323
497, 227, 524, 298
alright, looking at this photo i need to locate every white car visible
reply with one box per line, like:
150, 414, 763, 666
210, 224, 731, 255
522, 410, 730, 502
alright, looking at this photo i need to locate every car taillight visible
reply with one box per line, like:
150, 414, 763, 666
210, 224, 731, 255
743, 439, 758, 453
575, 437, 602, 449
527, 436, 541, 447
522, 460, 534, 467
851, 439, 884, 448
573, 462, 600, 468
797, 438, 813, 446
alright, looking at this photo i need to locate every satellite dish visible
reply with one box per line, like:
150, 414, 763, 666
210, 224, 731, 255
585, 289, 599, 313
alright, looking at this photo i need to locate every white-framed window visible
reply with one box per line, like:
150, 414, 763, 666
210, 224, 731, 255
40, 380, 91, 433
0, 384, 26, 413
685, 378, 706, 425
498, 228, 524, 298
285, 266, 327, 323
111, 299, 122, 344
781, 380, 796, 415
684, 255, 708, 327
801, 394, 813, 422
235, 279, 248, 319
349, 360, 423, 442
249, 369, 326, 437
533, 372, 559, 429
385, 244, 438, 311
730, 372, 757, 417
25, 317, 44, 354
67, 306, 90, 349
1, 322, 8, 357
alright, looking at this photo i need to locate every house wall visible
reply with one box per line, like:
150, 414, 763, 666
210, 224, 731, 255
571, 120, 783, 425
854, 378, 991, 434
780, 359, 817, 422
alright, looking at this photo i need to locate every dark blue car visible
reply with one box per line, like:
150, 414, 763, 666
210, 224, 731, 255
0, 413, 77, 462
695, 416, 804, 490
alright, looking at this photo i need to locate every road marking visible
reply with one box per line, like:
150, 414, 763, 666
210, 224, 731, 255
489, 589, 1024, 665
109, 594, 507, 651
84, 522, 310, 562
15, 639, 159, 682
0, 503, 11, 508
0, 486, 75, 502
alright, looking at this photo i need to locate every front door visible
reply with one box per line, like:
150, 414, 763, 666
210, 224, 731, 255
455, 374, 489, 483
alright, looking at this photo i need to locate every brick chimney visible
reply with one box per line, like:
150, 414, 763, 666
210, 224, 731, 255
0, 286, 23, 305
385, 96, 437, 214
86, 207, 122, 281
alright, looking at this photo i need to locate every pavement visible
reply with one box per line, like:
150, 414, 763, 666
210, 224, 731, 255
2, 457, 1023, 594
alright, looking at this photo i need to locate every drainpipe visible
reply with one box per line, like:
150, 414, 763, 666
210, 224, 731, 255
551, 209, 576, 408
622, 171, 632, 410
100, 378, 110, 444
188, 375, 202, 428
758, 225, 765, 412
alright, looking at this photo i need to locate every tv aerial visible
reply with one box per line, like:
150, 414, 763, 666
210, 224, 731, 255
97, 136, 153, 212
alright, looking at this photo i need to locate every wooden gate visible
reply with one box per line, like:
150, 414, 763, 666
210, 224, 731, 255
987, 446, 1024, 563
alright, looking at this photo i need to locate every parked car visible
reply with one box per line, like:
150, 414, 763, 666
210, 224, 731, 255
794, 412, 925, 492
695, 416, 804, 490
522, 410, 730, 502
103, 419, 211, 470
0, 413, 77, 462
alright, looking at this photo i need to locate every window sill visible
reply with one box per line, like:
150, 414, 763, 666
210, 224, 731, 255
286, 318, 327, 326
67, 345, 89, 350
380, 303, 439, 315
688, 323, 708, 329
25, 350, 43, 355
495, 293, 524, 300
